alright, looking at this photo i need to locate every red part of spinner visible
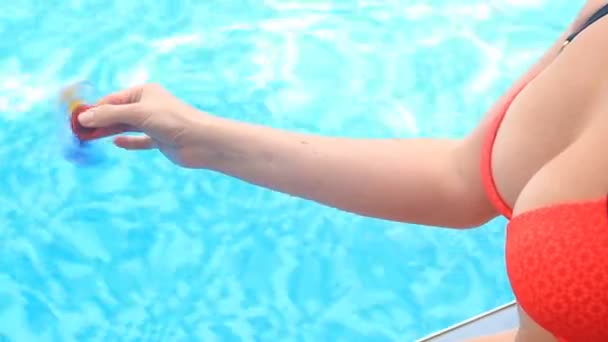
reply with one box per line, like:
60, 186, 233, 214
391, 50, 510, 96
70, 104, 101, 141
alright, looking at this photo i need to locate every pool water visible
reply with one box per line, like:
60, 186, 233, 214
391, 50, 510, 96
0, 1, 580, 341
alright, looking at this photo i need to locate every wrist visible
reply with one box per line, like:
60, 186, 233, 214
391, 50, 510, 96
186, 108, 240, 170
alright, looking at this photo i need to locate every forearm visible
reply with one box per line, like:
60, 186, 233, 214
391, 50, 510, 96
197, 116, 493, 228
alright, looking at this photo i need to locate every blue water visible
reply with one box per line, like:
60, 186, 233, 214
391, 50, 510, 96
0, 1, 580, 341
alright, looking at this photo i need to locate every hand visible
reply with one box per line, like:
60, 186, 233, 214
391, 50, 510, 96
78, 83, 211, 168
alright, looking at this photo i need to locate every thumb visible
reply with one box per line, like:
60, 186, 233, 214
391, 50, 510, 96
78, 103, 146, 128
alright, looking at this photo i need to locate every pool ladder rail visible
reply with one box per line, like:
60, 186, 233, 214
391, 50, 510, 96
416, 301, 518, 342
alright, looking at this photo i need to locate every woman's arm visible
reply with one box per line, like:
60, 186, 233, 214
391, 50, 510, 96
199, 118, 493, 228
82, 5, 589, 230
191, 5, 590, 229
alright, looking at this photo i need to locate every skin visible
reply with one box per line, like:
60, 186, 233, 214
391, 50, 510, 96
76, 1, 608, 340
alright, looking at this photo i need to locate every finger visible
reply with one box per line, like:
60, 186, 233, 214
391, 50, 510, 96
98, 123, 140, 135
78, 103, 147, 128
96, 85, 145, 105
113, 135, 156, 150
84, 124, 141, 141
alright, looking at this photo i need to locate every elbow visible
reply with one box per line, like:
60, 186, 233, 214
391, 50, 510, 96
388, 195, 498, 230
450, 208, 498, 229
442, 175, 499, 229
448, 185, 500, 229
423, 201, 497, 229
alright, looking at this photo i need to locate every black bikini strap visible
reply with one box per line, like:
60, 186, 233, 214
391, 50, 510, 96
565, 3, 608, 46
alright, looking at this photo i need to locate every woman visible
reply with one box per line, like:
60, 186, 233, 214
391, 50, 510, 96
76, 1, 608, 340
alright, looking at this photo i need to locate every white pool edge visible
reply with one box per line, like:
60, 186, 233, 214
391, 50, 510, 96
415, 300, 518, 342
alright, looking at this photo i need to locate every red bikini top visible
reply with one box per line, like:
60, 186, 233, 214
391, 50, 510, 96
479, 81, 608, 341
479, 81, 527, 219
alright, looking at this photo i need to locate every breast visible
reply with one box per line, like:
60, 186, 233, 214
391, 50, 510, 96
490, 46, 603, 210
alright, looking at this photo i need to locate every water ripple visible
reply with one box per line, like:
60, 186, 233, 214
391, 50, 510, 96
0, 1, 573, 341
